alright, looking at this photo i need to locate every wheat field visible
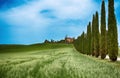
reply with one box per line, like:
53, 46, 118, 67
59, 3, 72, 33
0, 44, 120, 78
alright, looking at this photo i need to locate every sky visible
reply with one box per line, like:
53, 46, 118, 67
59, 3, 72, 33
0, 0, 120, 45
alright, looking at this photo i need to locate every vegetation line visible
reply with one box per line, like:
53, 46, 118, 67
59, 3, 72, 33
74, 0, 118, 62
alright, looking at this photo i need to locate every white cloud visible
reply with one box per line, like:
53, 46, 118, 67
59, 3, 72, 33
2, 1, 50, 28
1, 0, 115, 44
2, 0, 98, 25
1, 0, 98, 32
39, 0, 99, 20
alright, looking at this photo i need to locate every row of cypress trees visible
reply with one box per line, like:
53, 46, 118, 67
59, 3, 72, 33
74, 0, 118, 61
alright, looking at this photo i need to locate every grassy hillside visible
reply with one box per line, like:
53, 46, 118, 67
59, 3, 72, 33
0, 43, 73, 53
0, 44, 120, 78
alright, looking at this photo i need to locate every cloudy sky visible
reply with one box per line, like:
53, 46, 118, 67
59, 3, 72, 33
0, 0, 120, 44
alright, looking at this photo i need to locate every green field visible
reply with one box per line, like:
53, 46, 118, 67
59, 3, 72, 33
0, 43, 73, 53
0, 44, 120, 78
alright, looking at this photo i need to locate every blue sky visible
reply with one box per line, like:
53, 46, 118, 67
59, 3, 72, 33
0, 0, 120, 45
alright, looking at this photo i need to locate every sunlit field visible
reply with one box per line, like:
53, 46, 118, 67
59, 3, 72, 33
0, 44, 120, 78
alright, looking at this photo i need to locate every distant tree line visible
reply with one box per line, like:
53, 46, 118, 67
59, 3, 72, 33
74, 0, 118, 61
44, 37, 74, 44
44, 39, 66, 43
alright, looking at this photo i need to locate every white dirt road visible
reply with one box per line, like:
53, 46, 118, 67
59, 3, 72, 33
106, 55, 120, 61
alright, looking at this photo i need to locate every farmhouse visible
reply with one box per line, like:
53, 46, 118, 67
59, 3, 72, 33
65, 36, 74, 43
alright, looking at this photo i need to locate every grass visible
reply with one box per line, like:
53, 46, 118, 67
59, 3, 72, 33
0, 44, 120, 78
0, 43, 73, 53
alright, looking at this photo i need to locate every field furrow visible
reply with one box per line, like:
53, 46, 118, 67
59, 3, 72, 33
0, 46, 120, 78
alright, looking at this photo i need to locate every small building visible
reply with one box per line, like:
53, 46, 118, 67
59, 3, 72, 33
65, 36, 74, 43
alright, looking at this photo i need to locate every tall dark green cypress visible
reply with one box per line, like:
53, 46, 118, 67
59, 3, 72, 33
74, 35, 83, 53
81, 32, 85, 54
100, 0, 107, 59
92, 15, 95, 56
89, 23, 92, 55
87, 25, 89, 55
108, 0, 118, 61
87, 22, 92, 55
73, 37, 79, 52
80, 36, 83, 53
106, 30, 109, 54
84, 33, 87, 54
94, 11, 100, 57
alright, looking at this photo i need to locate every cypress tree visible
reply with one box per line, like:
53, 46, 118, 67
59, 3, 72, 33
80, 36, 82, 53
74, 36, 81, 52
81, 32, 85, 54
100, 0, 107, 59
92, 15, 95, 56
108, 0, 118, 61
94, 11, 100, 57
84, 33, 87, 54
87, 22, 92, 55
89, 22, 92, 55
86, 24, 89, 55
73, 38, 78, 52
106, 30, 109, 54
